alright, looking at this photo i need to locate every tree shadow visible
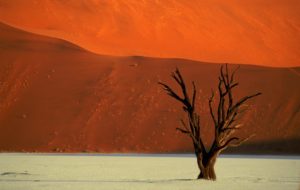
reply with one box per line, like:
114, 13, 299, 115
0, 178, 196, 183
1, 172, 30, 176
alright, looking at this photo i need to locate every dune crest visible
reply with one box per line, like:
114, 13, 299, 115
0, 0, 299, 67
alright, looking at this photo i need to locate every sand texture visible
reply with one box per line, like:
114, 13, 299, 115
0, 0, 299, 67
0, 22, 300, 153
0, 154, 299, 190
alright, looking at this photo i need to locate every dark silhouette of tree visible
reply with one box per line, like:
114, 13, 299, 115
159, 64, 261, 180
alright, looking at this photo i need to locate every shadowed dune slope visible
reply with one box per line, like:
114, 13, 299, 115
0, 0, 300, 67
0, 23, 300, 154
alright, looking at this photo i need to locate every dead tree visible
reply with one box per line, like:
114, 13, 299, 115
159, 64, 261, 180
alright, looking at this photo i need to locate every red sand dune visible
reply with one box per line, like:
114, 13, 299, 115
0, 22, 299, 154
0, 0, 299, 67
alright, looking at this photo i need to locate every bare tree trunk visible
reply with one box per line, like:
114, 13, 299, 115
159, 65, 261, 181
198, 166, 216, 180
196, 153, 217, 180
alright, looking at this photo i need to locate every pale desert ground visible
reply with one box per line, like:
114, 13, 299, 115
0, 154, 299, 190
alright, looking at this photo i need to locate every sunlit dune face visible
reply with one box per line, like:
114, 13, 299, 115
0, 0, 300, 67
0, 20, 300, 153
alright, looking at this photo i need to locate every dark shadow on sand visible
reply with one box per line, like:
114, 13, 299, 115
0, 178, 196, 184
224, 138, 300, 155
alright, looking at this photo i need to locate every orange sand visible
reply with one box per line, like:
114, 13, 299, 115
0, 0, 299, 67
0, 22, 299, 153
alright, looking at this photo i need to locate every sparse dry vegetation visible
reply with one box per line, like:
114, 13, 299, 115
159, 64, 261, 180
